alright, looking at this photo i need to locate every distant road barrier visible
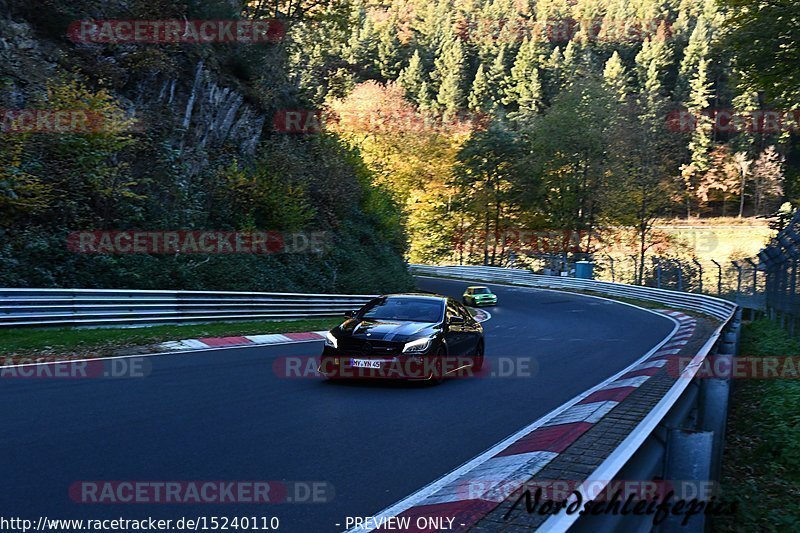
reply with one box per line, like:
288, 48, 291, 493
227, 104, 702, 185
0, 288, 377, 328
411, 264, 735, 321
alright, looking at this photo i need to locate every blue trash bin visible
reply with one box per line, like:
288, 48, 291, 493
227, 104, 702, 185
575, 261, 594, 280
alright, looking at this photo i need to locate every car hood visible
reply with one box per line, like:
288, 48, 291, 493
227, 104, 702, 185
339, 318, 439, 342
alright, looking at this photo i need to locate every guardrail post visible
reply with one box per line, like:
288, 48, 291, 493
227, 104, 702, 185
698, 312, 738, 485
662, 429, 714, 532
699, 376, 730, 483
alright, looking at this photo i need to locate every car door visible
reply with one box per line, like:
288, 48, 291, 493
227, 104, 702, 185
456, 301, 482, 355
445, 299, 466, 355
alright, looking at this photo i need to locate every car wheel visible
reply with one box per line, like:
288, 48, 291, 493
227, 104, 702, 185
472, 341, 484, 372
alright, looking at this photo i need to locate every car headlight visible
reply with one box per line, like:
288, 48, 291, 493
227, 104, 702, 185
325, 331, 338, 349
403, 337, 433, 353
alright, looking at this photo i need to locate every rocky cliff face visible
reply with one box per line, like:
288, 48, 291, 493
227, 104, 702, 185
0, 3, 414, 294
1, 13, 271, 178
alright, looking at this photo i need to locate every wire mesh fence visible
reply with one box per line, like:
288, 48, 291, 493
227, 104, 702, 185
508, 252, 763, 306
756, 210, 800, 330
439, 218, 791, 316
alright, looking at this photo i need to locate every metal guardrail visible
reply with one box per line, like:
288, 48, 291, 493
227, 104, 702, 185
411, 264, 739, 532
0, 288, 377, 327
412, 265, 736, 321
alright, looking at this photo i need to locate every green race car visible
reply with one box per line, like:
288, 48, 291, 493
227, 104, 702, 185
462, 286, 497, 307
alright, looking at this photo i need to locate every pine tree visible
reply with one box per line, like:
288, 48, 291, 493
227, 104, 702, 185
635, 31, 672, 89
417, 80, 434, 111
487, 46, 510, 109
681, 57, 714, 216
468, 63, 491, 112
731, 89, 760, 153
346, 14, 379, 79
398, 50, 426, 103
377, 19, 404, 80
562, 40, 581, 87
434, 37, 467, 117
416, 0, 452, 60
687, 58, 713, 173
544, 46, 564, 100
603, 51, 629, 103
677, 16, 710, 99
507, 37, 543, 112
641, 59, 665, 125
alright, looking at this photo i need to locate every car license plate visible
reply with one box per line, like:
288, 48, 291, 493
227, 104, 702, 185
351, 359, 381, 369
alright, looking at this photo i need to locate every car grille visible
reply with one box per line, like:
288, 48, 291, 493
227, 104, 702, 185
339, 338, 403, 356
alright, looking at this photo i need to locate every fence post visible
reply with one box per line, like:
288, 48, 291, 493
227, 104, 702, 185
692, 258, 704, 293
744, 258, 758, 296
656, 258, 662, 289
674, 259, 684, 292
791, 260, 798, 333
710, 259, 722, 295
604, 254, 616, 282
732, 260, 743, 299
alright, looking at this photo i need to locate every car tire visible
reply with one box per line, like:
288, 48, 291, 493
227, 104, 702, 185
472, 341, 484, 372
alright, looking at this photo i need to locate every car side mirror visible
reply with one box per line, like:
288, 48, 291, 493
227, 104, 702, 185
344, 310, 356, 318
449, 315, 465, 325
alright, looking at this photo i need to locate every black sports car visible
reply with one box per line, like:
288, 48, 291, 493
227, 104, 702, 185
318, 293, 484, 383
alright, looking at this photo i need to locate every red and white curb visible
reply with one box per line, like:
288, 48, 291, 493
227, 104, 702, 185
344, 310, 694, 533
157, 331, 329, 352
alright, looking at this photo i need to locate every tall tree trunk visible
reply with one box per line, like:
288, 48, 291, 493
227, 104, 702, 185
491, 189, 501, 266
483, 209, 490, 266
638, 187, 648, 285
738, 171, 746, 217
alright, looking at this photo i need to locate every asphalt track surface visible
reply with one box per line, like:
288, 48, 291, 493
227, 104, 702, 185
0, 278, 673, 532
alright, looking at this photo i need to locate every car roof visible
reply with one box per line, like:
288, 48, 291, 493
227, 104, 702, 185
467, 286, 489, 290
381, 292, 447, 301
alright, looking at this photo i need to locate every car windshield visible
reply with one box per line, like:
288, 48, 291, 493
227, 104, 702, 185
473, 288, 491, 294
359, 297, 443, 322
